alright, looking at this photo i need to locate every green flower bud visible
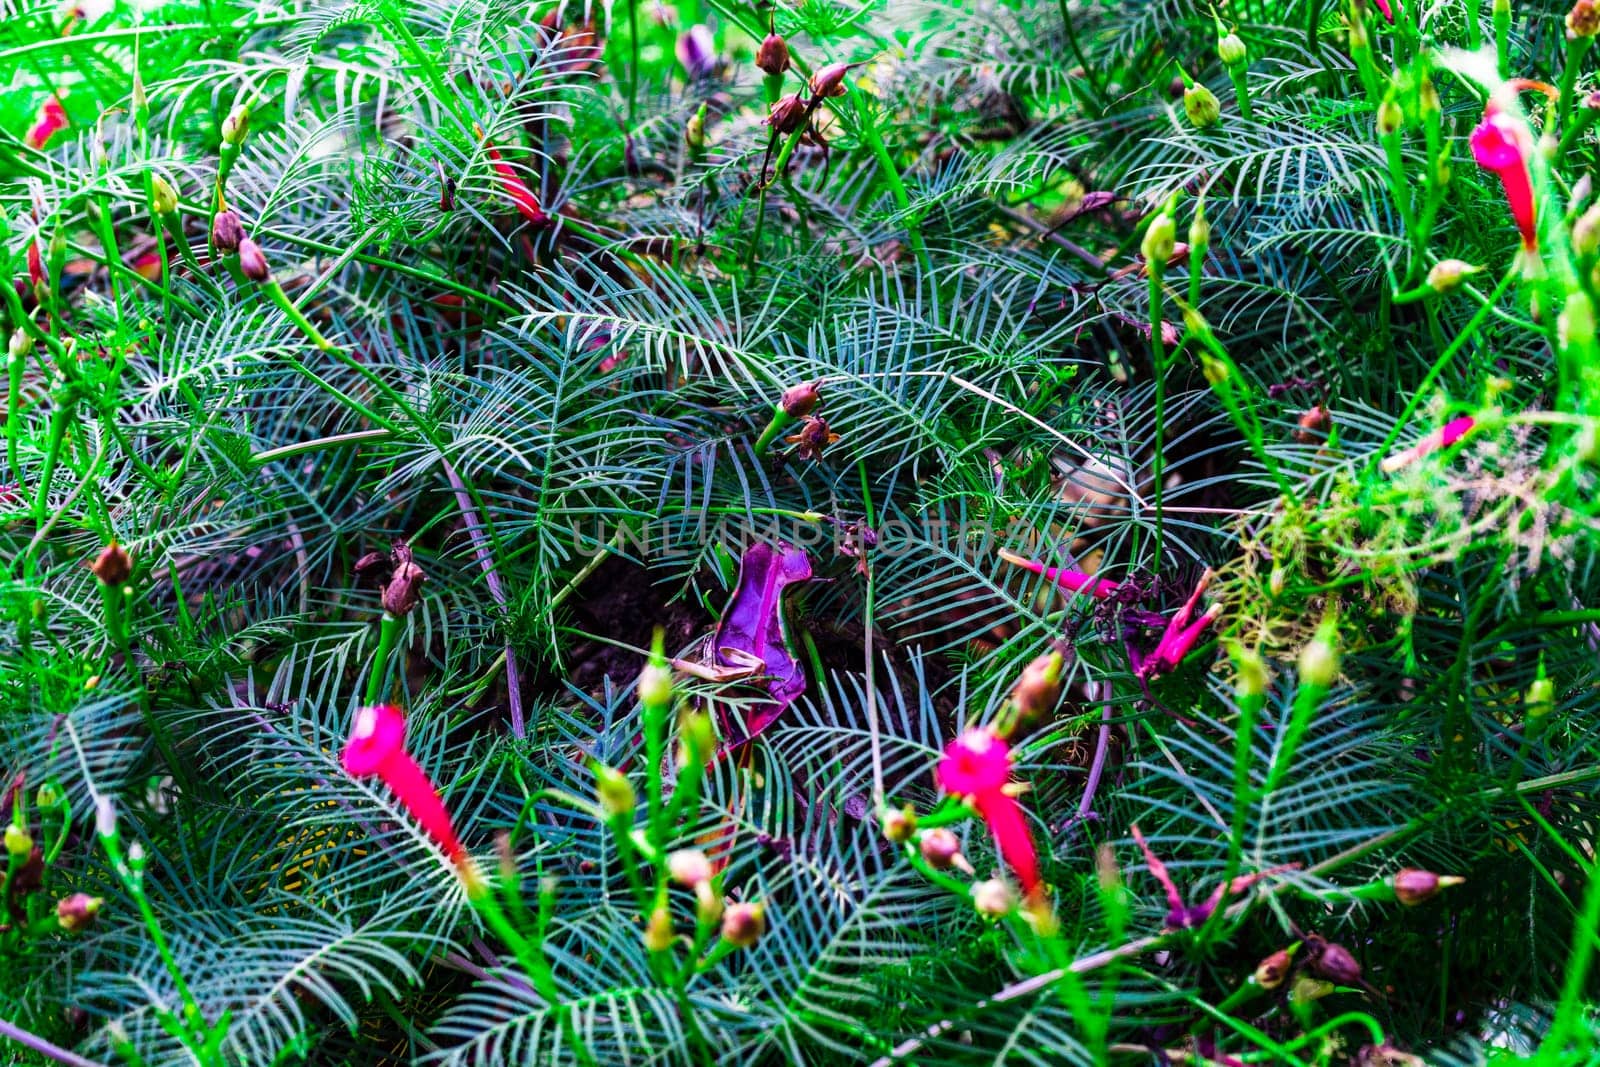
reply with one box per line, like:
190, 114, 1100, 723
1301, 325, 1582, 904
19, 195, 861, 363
151, 175, 178, 216
1427, 259, 1482, 292
9, 328, 29, 361
221, 105, 250, 147
685, 103, 707, 152
5, 824, 33, 856
1377, 95, 1404, 137
1298, 617, 1340, 690
1233, 646, 1270, 699
1141, 212, 1176, 266
644, 906, 675, 951
595, 764, 637, 818
35, 782, 62, 809
1575, 203, 1600, 257
1217, 32, 1247, 69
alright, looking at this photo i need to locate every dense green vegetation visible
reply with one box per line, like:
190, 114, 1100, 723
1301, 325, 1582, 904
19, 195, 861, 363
3, 0, 1600, 1061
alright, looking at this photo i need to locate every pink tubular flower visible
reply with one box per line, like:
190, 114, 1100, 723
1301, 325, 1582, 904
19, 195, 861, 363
937, 730, 1042, 899
1132, 571, 1222, 681
342, 704, 467, 864
473, 124, 548, 227
1370, 0, 1394, 22
998, 548, 1120, 599
1471, 105, 1537, 251
1380, 414, 1478, 472
24, 97, 67, 149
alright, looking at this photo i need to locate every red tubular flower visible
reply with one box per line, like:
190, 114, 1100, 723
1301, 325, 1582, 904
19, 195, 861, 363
998, 548, 1119, 599
24, 98, 67, 149
937, 729, 1042, 899
1370, 0, 1394, 22
1471, 106, 1537, 251
342, 704, 466, 864
473, 124, 548, 227
26, 242, 45, 289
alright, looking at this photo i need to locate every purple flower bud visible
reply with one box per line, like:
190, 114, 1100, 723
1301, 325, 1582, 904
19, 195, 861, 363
780, 380, 821, 418
676, 25, 716, 80
1393, 868, 1463, 906
237, 237, 269, 282
212, 209, 243, 253
756, 30, 790, 76
720, 900, 766, 947
808, 61, 855, 99
1312, 940, 1362, 985
56, 893, 102, 932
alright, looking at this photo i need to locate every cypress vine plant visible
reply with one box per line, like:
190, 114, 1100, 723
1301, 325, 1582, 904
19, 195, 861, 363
2, 0, 1600, 1061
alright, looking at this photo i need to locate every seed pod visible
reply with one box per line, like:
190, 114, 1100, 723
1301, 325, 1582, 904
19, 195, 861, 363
808, 61, 854, 99
919, 827, 963, 869
971, 877, 1014, 918
237, 237, 269, 282
756, 29, 790, 76
151, 175, 179, 216
668, 849, 712, 887
1427, 259, 1483, 291
720, 901, 766, 947
767, 93, 808, 135
1313, 940, 1362, 985
91, 543, 132, 586
1254, 947, 1294, 989
56, 893, 102, 932
780, 380, 821, 419
880, 805, 916, 844
220, 105, 249, 147
1393, 868, 1463, 905
379, 541, 427, 616
1183, 82, 1221, 128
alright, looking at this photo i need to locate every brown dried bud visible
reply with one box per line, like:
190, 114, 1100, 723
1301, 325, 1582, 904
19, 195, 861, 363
780, 380, 821, 419
91, 543, 132, 586
56, 893, 102, 932
1293, 405, 1330, 444
808, 61, 854, 99
756, 31, 790, 76
380, 541, 427, 616
1312, 940, 1362, 985
1570, 0, 1600, 37
1392, 867, 1463, 906
211, 209, 243, 253
237, 237, 269, 282
1254, 947, 1294, 989
720, 900, 766, 947
767, 93, 808, 135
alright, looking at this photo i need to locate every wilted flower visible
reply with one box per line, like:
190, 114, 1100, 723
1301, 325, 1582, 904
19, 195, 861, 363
780, 380, 821, 419
1570, 0, 1600, 37
474, 125, 549, 227
676, 25, 716, 80
1471, 104, 1538, 252
369, 541, 427, 617
808, 61, 856, 99
720, 900, 766, 947
937, 729, 1041, 899
91, 543, 132, 586
342, 704, 467, 864
880, 805, 916, 843
1131, 572, 1223, 681
784, 415, 840, 461
767, 93, 809, 135
1129, 823, 1297, 928
1293, 405, 1330, 444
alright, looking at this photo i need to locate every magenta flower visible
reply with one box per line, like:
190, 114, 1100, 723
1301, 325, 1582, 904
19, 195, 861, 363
1132, 572, 1222, 680
1380, 415, 1478, 472
937, 730, 1042, 899
998, 548, 1120, 599
1471, 106, 1537, 251
1370, 0, 1394, 22
473, 124, 548, 228
1130, 823, 1298, 928
342, 704, 467, 865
